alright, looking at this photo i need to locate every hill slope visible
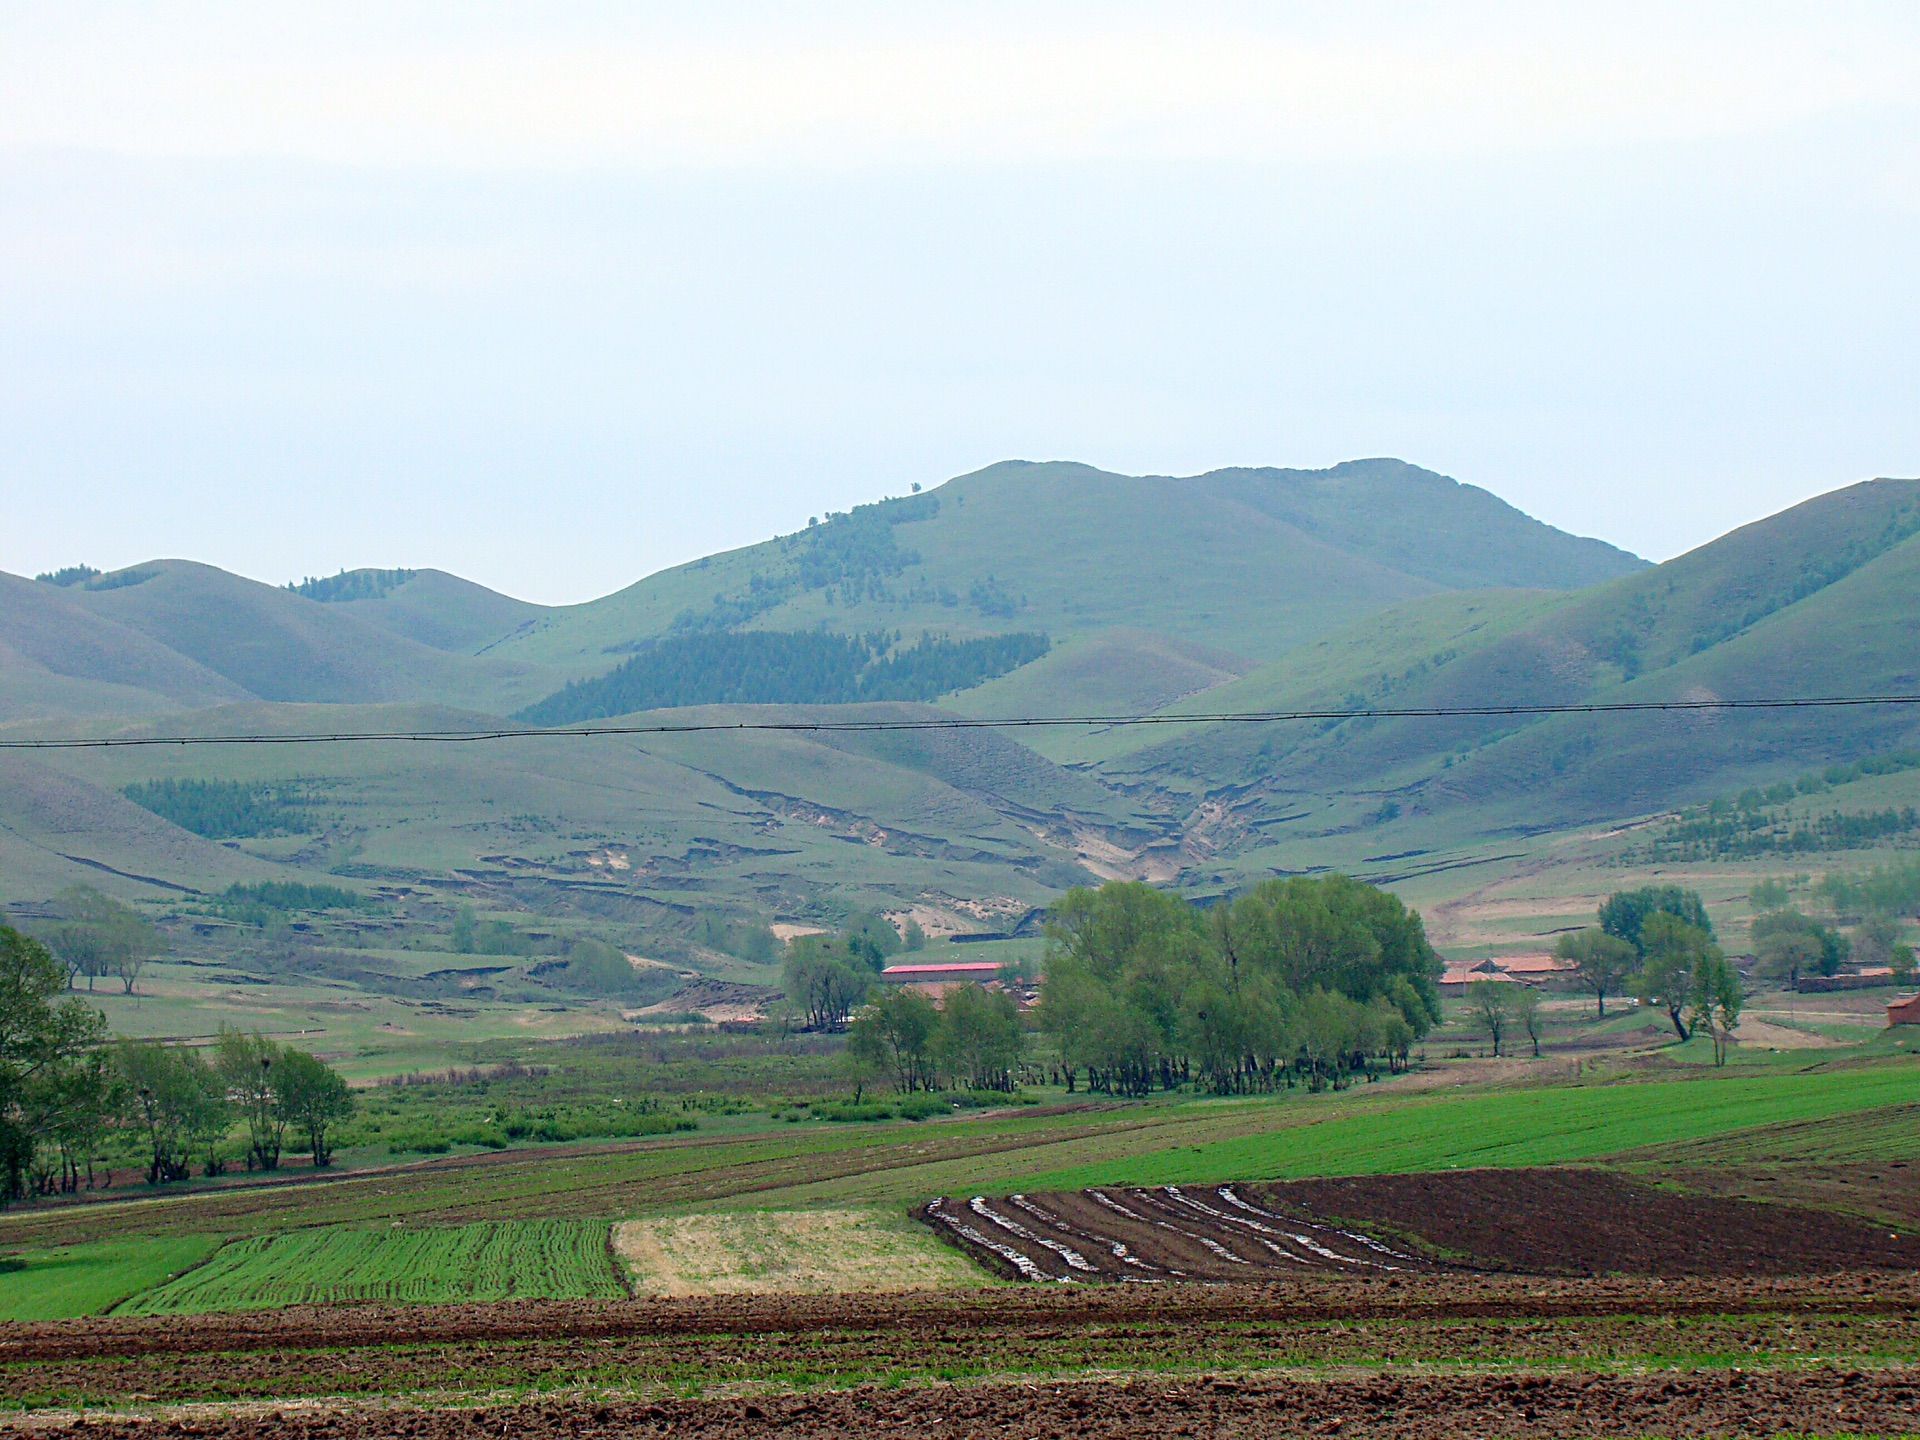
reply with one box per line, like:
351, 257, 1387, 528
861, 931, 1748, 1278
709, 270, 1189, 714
1106, 477, 1920, 858
58, 561, 557, 713
493, 458, 1645, 717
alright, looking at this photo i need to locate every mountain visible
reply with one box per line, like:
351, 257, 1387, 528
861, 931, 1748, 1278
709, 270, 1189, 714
0, 571, 249, 720
8, 461, 1911, 954
492, 460, 1647, 706
1106, 477, 1920, 866
294, 568, 549, 655
25, 561, 560, 714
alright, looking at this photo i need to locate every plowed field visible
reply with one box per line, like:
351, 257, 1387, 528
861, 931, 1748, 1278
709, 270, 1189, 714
3, 1278, 1918, 1436
923, 1168, 1917, 1281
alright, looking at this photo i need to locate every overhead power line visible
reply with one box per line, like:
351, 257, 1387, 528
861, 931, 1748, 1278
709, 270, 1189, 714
2, 693, 1918, 751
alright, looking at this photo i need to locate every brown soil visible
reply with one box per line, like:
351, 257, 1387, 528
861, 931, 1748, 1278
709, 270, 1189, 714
1256, 1166, 1918, 1276
16, 1368, 1920, 1438
7, 1272, 1914, 1367
923, 1169, 1917, 1283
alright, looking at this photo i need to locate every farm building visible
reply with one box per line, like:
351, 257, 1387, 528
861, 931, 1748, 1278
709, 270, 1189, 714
1438, 959, 1527, 991
1888, 993, 1920, 1027
879, 960, 1003, 997
1495, 953, 1575, 980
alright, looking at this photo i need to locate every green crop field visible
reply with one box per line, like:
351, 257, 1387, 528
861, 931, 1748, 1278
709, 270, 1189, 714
0, 1236, 221, 1322
1003, 1064, 1920, 1193
116, 1220, 625, 1315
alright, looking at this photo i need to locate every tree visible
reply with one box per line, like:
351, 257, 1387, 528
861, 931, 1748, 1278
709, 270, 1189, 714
1635, 913, 1719, 1041
1, 928, 109, 1204
1749, 877, 1793, 911
1851, 912, 1902, 971
274, 1050, 353, 1167
1600, 887, 1714, 956
44, 886, 163, 994
1512, 985, 1544, 1058
115, 1041, 227, 1184
781, 938, 870, 1031
1466, 979, 1514, 1056
1892, 944, 1917, 985
1689, 952, 1743, 1066
215, 1028, 286, 1171
901, 919, 928, 953
935, 985, 1023, 1090
450, 905, 477, 953
848, 986, 940, 1092
1556, 928, 1637, 1018
1751, 909, 1848, 987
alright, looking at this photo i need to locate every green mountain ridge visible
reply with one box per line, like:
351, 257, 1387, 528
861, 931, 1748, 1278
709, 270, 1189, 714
5, 461, 1913, 951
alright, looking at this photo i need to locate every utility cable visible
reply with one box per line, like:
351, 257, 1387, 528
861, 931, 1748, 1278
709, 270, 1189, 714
2, 693, 1918, 750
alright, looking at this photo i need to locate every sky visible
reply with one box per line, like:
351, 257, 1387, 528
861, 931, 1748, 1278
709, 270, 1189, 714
4, 2, 1918, 605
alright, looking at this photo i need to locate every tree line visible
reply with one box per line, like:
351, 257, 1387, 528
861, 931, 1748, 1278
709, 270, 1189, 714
1, 927, 354, 1205
121, 778, 311, 839
1031, 876, 1444, 1097
517, 629, 1050, 725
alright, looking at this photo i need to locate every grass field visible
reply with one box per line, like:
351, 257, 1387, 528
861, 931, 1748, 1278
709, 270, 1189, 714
615, 1208, 992, 1296
116, 1220, 625, 1315
1009, 1065, 1920, 1193
0, 1236, 221, 1322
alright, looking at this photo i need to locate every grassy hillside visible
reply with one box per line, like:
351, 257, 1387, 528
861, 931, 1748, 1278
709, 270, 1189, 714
1107, 479, 1920, 841
14, 700, 1151, 931
323, 568, 548, 655
65, 561, 555, 712
0, 572, 249, 720
494, 460, 1645, 686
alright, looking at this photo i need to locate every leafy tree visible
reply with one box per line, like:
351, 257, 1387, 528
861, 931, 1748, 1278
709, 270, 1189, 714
1851, 912, 1903, 971
555, 938, 640, 997
901, 919, 928, 952
1892, 944, 1917, 985
1555, 928, 1637, 1018
1, 928, 109, 1205
1467, 979, 1514, 1056
1600, 887, 1714, 955
1751, 909, 1848, 986
847, 987, 940, 1092
1749, 877, 1793, 911
1512, 985, 1544, 1058
450, 905, 477, 953
275, 1050, 353, 1167
935, 984, 1023, 1090
44, 886, 163, 993
781, 938, 870, 1031
116, 1041, 227, 1184
215, 1028, 286, 1171
1635, 913, 1719, 1040
18, 1049, 118, 1197
1689, 952, 1743, 1066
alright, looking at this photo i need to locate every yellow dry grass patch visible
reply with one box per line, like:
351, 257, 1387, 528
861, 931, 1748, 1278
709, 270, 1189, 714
613, 1209, 991, 1296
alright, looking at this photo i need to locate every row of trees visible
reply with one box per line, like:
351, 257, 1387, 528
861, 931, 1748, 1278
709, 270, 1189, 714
1032, 877, 1443, 1096
1, 926, 352, 1206
37, 886, 164, 995
846, 983, 1024, 1094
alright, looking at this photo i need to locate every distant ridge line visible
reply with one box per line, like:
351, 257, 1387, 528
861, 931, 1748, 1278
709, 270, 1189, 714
6, 693, 1920, 750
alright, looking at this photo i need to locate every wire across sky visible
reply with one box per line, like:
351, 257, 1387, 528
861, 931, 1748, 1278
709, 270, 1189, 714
3, 693, 1918, 751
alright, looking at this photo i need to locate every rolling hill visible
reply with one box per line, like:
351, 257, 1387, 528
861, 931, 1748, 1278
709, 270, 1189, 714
9, 561, 560, 714
6, 460, 1915, 967
490, 459, 1646, 713
1105, 477, 1920, 876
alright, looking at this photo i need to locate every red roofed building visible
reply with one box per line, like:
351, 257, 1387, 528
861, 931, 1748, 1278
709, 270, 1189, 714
1889, 993, 1920, 1027
880, 961, 1004, 1000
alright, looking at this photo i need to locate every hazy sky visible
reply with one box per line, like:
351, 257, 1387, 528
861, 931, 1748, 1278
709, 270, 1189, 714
5, 3, 1917, 604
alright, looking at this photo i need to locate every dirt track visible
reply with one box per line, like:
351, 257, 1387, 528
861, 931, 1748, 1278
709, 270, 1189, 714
922, 1169, 1918, 1282
13, 1368, 1920, 1438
